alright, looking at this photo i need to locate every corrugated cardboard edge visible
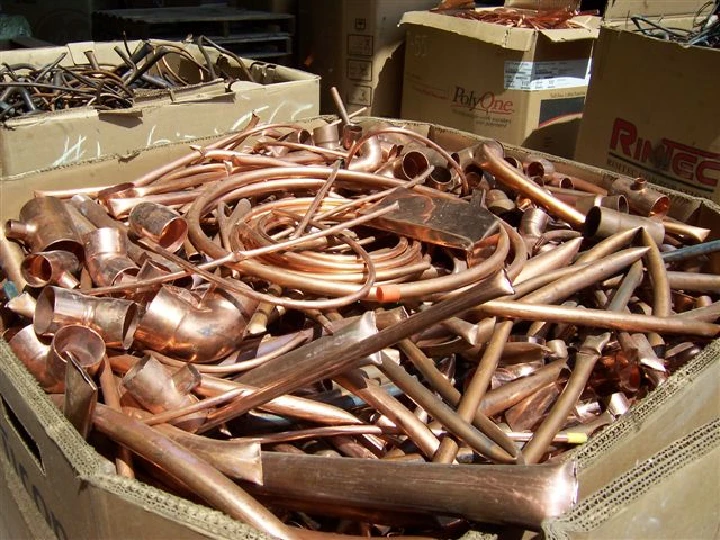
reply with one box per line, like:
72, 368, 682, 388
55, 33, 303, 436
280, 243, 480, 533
543, 418, 720, 539
400, 10, 598, 50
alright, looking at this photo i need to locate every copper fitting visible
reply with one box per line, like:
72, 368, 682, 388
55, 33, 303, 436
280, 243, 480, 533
122, 355, 206, 432
21, 250, 81, 289
348, 137, 383, 173
8, 325, 54, 390
313, 122, 340, 150
486, 189, 515, 215
393, 150, 430, 180
662, 219, 711, 243
341, 124, 362, 150
0, 226, 28, 290
128, 202, 188, 253
519, 208, 549, 245
424, 167, 460, 192
5, 197, 83, 258
585, 207, 665, 245
574, 194, 629, 214
83, 228, 139, 287
525, 155, 555, 181
34, 286, 138, 349
610, 176, 669, 217
666, 271, 720, 292
48, 324, 106, 384
134, 285, 256, 362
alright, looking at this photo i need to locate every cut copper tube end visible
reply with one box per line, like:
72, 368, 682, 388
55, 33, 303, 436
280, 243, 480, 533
424, 167, 459, 192
525, 155, 555, 180
394, 150, 430, 180
342, 124, 363, 150
662, 219, 711, 243
610, 177, 670, 217
34, 286, 138, 350
5, 196, 84, 258
574, 195, 629, 215
7, 293, 37, 318
520, 208, 549, 239
83, 228, 139, 287
585, 206, 665, 245
128, 202, 189, 253
49, 324, 106, 382
123, 355, 206, 432
313, 123, 340, 150
21, 250, 81, 289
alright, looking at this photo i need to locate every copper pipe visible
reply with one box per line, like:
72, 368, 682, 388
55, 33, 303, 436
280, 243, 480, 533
607, 260, 644, 312
677, 301, 720, 322
666, 271, 720, 292
133, 285, 256, 363
610, 176, 669, 217
91, 404, 296, 540
473, 301, 719, 336
83, 228, 139, 287
585, 207, 664, 245
142, 385, 250, 427
47, 325, 106, 392
574, 194, 629, 214
334, 369, 441, 460
200, 312, 381, 433
0, 226, 28, 290
574, 227, 639, 265
662, 219, 711, 243
122, 355, 206, 432
289, 161, 342, 239
5, 196, 83, 257
394, 150, 430, 180
98, 359, 134, 478
249, 452, 577, 529
6, 293, 36, 318
476, 144, 585, 228
641, 227, 671, 350
479, 359, 568, 417
559, 175, 607, 196
34, 286, 138, 349
395, 338, 517, 458
434, 319, 514, 464
21, 250, 81, 289
313, 122, 340, 149
347, 137, 383, 173
525, 155, 555, 180
8, 325, 55, 390
486, 189, 515, 215
111, 351, 365, 427
514, 237, 583, 285
126, 202, 189, 253
505, 382, 559, 432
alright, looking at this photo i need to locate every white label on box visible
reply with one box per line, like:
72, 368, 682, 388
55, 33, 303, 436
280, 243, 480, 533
504, 59, 591, 91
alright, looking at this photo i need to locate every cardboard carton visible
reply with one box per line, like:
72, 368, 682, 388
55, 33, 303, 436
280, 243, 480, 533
300, 0, 437, 118
575, 24, 720, 202
1, 117, 718, 538
0, 40, 319, 177
400, 10, 599, 157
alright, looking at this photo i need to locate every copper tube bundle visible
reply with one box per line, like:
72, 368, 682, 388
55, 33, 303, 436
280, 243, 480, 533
433, 5, 599, 29
1, 114, 718, 538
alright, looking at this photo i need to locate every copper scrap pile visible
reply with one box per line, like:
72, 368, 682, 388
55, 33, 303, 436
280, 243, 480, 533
434, 5, 596, 29
2, 115, 719, 539
0, 36, 254, 118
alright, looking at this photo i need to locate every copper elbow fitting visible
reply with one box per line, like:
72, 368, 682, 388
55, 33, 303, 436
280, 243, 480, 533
519, 208, 549, 240
393, 150, 430, 180
133, 285, 256, 362
610, 177, 669, 217
575, 195, 629, 215
84, 228, 139, 286
341, 124, 363, 150
21, 250, 81, 289
585, 207, 665, 245
425, 167, 460, 193
348, 137, 383, 173
5, 197, 83, 258
122, 355, 206, 432
34, 286, 138, 349
128, 202, 188, 253
48, 324, 106, 385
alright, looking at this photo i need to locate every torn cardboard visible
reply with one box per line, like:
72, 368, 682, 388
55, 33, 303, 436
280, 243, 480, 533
575, 24, 720, 202
0, 40, 320, 177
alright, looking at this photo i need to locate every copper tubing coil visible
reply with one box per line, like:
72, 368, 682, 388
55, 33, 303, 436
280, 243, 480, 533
1, 115, 718, 538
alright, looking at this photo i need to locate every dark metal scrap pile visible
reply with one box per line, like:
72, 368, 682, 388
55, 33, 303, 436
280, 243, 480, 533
0, 36, 255, 120
1, 113, 718, 538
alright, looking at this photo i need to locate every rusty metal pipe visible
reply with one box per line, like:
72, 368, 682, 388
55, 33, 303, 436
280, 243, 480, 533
34, 286, 138, 349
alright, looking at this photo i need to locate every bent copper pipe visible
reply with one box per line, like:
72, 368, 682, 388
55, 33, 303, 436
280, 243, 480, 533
34, 286, 138, 349
83, 228, 139, 287
585, 207, 664, 245
514, 237, 583, 285
91, 404, 296, 540
127, 202, 189, 252
21, 250, 81, 289
473, 301, 719, 337
123, 356, 206, 432
134, 285, 256, 362
248, 452, 577, 529
610, 176, 669, 217
5, 196, 83, 257
666, 271, 720, 292
348, 138, 383, 173
475, 144, 585, 228
0, 226, 28, 290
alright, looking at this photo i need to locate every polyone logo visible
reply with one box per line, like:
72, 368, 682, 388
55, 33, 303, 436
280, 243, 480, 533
609, 117, 720, 189
451, 87, 514, 115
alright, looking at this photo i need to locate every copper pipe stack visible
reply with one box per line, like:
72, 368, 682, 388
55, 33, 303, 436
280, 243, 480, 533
1, 114, 717, 538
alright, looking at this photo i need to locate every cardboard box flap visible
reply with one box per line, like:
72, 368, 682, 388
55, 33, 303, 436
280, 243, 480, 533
538, 15, 600, 41
401, 10, 537, 51
603, 0, 712, 21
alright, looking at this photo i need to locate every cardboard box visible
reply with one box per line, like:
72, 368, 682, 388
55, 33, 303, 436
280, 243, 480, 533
300, 0, 437, 118
1, 117, 719, 538
400, 10, 599, 158
0, 40, 320, 177
575, 24, 720, 202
